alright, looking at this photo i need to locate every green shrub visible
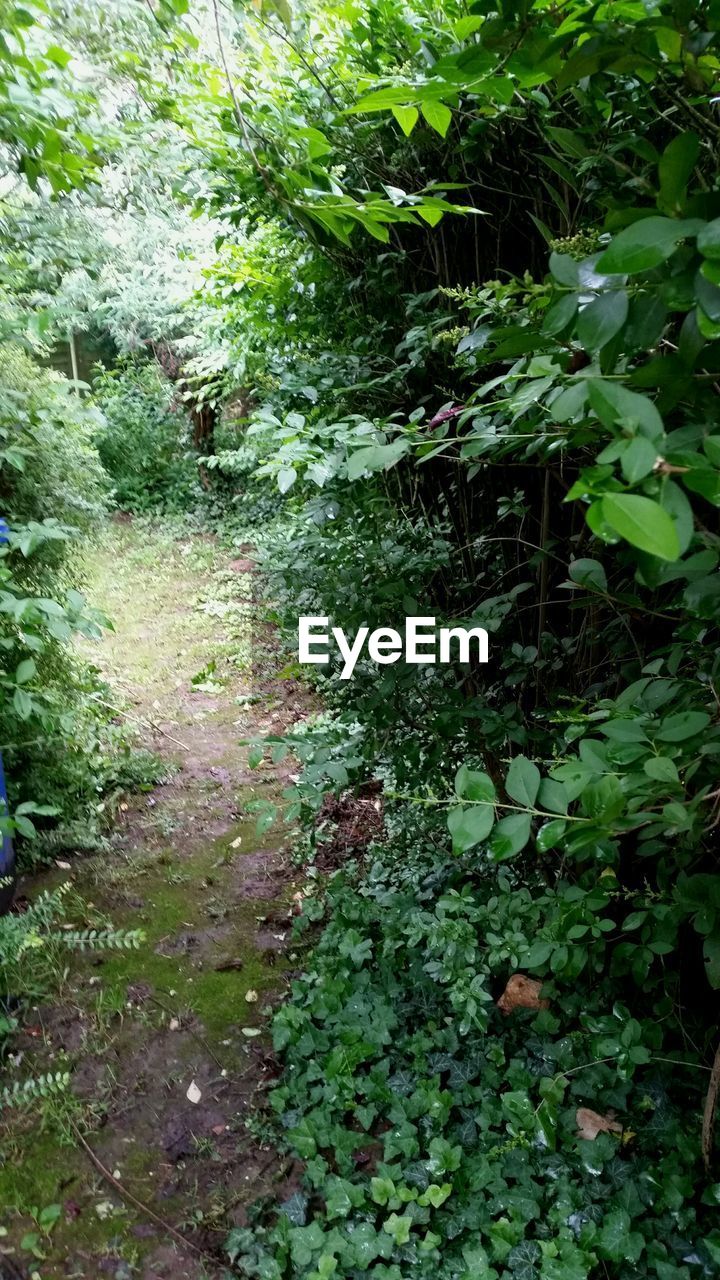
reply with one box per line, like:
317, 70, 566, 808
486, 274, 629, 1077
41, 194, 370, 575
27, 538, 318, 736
93, 360, 201, 512
0, 347, 159, 858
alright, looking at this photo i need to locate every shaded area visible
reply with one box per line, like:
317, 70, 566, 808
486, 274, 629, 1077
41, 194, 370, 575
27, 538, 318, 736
0, 521, 311, 1278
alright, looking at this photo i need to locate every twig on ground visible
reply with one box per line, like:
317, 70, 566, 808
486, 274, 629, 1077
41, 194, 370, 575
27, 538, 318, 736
69, 1119, 213, 1260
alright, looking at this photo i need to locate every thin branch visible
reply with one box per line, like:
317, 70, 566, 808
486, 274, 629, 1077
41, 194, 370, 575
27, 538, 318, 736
70, 1120, 213, 1259
210, 0, 278, 199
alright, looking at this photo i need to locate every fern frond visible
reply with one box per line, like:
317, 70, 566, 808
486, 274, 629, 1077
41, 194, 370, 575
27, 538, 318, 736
59, 926, 145, 951
1, 1071, 70, 1109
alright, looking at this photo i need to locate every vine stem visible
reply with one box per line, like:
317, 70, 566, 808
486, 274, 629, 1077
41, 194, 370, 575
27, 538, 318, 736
385, 788, 592, 823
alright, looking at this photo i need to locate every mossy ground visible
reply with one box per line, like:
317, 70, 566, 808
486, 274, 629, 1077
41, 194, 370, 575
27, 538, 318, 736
0, 520, 309, 1279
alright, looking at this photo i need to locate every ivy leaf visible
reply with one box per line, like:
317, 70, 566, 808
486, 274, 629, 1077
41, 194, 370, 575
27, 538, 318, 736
279, 1191, 308, 1225
507, 1239, 541, 1280
601, 494, 680, 561
596, 216, 702, 274
383, 1213, 412, 1245
505, 755, 540, 807
597, 1209, 644, 1263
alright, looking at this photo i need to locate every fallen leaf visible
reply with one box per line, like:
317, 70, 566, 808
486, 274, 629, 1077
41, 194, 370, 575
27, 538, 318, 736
169, 1017, 180, 1031
230, 835, 243, 848
212, 1124, 226, 1135
55, 860, 71, 870
186, 1080, 202, 1104
241, 1027, 261, 1037
213, 957, 244, 972
245, 989, 258, 1003
575, 1107, 622, 1141
497, 973, 549, 1014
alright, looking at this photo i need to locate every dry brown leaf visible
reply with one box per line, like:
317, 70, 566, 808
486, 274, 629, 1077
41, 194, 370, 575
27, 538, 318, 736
496, 973, 549, 1015
575, 1107, 622, 1141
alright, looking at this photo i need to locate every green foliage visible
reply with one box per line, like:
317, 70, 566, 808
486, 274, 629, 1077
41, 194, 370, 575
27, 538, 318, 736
5, 0, 720, 1274
161, 1, 720, 1276
0, 346, 137, 845
93, 361, 200, 511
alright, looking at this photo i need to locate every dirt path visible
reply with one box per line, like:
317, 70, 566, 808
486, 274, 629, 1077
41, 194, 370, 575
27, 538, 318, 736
0, 520, 310, 1279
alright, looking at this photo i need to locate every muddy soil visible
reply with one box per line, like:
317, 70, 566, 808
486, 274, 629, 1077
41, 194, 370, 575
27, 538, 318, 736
0, 521, 312, 1279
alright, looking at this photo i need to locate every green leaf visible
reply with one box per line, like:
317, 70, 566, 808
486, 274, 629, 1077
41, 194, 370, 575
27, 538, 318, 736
703, 436, 720, 467
542, 293, 578, 336
577, 290, 628, 352
447, 803, 494, 853
383, 1213, 412, 1245
656, 711, 710, 742
588, 380, 664, 440
657, 132, 699, 214
391, 105, 419, 136
536, 819, 567, 851
455, 764, 496, 803
643, 757, 679, 783
601, 494, 680, 561
581, 775, 625, 822
596, 216, 701, 274
538, 778, 568, 814
698, 218, 720, 261
620, 436, 657, 483
347, 440, 409, 480
248, 744, 263, 768
705, 934, 720, 988
568, 558, 607, 592
15, 657, 36, 685
505, 755, 541, 807
420, 99, 452, 138
598, 1209, 644, 1264
277, 466, 297, 494
488, 812, 532, 860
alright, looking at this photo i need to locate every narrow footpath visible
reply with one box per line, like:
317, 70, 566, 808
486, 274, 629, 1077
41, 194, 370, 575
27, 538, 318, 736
0, 519, 310, 1279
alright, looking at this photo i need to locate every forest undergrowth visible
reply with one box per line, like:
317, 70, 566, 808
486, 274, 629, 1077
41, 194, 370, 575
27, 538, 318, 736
2, 2, 720, 1278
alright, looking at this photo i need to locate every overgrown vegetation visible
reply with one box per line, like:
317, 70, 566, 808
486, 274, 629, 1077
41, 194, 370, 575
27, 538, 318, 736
3, 0, 720, 1275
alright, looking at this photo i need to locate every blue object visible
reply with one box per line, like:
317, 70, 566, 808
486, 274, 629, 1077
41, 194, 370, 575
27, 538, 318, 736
0, 516, 15, 913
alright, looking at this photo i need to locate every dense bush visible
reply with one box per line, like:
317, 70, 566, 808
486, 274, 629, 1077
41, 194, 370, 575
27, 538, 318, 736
0, 348, 125, 843
197, 2, 720, 1276
93, 360, 200, 512
4, 0, 720, 1274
